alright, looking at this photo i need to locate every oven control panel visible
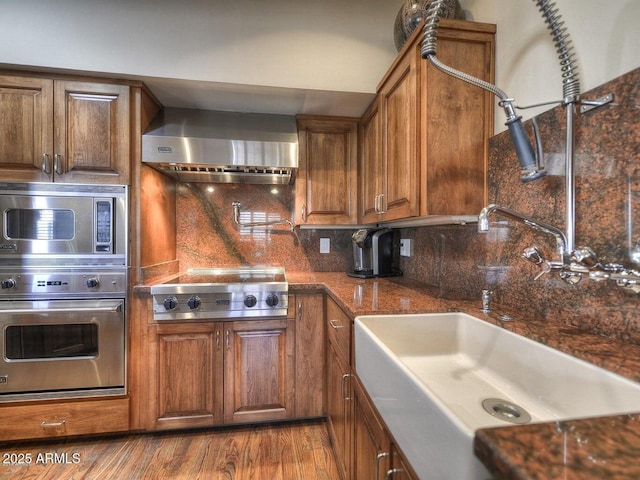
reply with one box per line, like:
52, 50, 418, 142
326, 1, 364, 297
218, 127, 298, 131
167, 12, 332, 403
0, 270, 127, 299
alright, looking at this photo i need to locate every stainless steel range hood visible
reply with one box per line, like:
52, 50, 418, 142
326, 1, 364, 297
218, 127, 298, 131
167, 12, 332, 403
142, 108, 298, 184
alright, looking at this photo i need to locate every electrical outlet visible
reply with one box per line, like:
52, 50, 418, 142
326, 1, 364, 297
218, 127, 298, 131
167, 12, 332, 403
320, 237, 331, 254
400, 239, 413, 257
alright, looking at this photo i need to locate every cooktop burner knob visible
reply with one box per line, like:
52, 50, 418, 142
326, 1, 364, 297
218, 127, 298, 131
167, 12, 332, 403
163, 296, 178, 311
86, 277, 100, 288
244, 295, 257, 308
187, 296, 201, 310
1, 278, 16, 289
265, 294, 279, 307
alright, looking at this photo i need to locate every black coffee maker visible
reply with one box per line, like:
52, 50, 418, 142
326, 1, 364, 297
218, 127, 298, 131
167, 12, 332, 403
348, 228, 401, 278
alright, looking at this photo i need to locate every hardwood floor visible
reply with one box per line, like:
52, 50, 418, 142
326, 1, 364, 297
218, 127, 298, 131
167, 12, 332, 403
0, 421, 340, 480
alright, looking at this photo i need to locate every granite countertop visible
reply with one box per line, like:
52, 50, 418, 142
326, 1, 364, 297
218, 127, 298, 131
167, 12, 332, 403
136, 270, 640, 479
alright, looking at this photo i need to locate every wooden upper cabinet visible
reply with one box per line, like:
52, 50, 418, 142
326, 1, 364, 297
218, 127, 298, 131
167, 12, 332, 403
295, 116, 358, 225
359, 98, 383, 224
379, 47, 420, 222
54, 81, 130, 184
0, 73, 130, 184
422, 21, 495, 216
0, 75, 53, 181
359, 19, 495, 223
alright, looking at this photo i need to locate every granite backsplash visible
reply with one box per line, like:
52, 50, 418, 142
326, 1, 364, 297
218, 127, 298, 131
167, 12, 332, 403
175, 67, 639, 345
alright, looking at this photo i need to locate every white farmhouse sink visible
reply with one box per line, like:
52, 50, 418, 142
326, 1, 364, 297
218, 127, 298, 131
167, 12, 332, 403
354, 312, 640, 480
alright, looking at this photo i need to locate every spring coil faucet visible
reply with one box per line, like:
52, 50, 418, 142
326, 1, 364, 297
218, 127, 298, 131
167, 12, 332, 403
421, 0, 547, 182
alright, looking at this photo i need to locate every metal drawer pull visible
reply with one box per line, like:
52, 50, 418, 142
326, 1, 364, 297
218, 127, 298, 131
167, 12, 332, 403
329, 319, 342, 329
386, 468, 403, 479
340, 373, 352, 401
375, 451, 390, 480
216, 330, 220, 349
41, 420, 66, 428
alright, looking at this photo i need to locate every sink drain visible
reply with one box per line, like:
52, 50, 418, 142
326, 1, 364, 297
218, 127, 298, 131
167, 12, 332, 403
482, 398, 532, 425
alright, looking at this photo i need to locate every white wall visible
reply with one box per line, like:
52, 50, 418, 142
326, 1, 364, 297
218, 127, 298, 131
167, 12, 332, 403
0, 0, 399, 94
1, 0, 638, 123
460, 0, 640, 132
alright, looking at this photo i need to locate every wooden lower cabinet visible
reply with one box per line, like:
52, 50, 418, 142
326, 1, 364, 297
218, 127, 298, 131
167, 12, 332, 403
151, 318, 296, 430
353, 376, 391, 480
353, 377, 418, 480
154, 322, 224, 430
0, 397, 129, 442
223, 318, 295, 424
292, 293, 326, 418
326, 297, 418, 479
327, 341, 352, 480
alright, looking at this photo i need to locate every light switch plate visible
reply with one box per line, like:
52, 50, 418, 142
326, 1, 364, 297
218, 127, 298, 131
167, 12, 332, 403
320, 238, 331, 254
400, 239, 413, 257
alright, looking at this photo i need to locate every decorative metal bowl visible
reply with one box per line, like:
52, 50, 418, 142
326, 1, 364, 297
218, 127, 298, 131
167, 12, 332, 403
393, 0, 463, 52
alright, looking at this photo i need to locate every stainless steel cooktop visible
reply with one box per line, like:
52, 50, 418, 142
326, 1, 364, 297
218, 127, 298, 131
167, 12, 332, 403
150, 267, 288, 321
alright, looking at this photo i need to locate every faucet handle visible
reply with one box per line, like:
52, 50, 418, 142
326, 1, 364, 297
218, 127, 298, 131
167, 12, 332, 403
480, 289, 493, 313
522, 246, 545, 265
533, 261, 552, 280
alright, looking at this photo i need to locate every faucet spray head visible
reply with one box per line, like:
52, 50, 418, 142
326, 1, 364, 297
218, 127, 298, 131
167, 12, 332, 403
502, 101, 547, 182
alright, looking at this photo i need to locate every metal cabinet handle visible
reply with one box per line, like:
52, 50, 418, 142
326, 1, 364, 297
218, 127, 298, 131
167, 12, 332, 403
226, 329, 230, 349
54, 154, 64, 175
329, 319, 342, 329
41, 419, 66, 428
375, 452, 390, 480
301, 204, 307, 222
374, 194, 381, 214
41, 153, 52, 174
297, 301, 303, 320
379, 193, 387, 214
340, 373, 352, 401
385, 468, 403, 479
216, 330, 220, 350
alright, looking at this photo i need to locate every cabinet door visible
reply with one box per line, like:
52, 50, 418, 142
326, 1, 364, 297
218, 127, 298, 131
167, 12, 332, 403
422, 25, 494, 215
353, 377, 392, 480
54, 80, 130, 184
359, 97, 384, 224
154, 323, 224, 430
224, 318, 295, 424
0, 75, 53, 182
293, 293, 326, 418
327, 342, 352, 480
295, 116, 358, 225
379, 49, 420, 222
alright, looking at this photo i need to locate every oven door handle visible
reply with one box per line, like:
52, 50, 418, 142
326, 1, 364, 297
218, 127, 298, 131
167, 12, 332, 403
3, 304, 123, 315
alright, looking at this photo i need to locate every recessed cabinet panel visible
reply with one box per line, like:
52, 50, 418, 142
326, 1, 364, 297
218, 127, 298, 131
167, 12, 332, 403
154, 323, 224, 430
224, 319, 295, 424
295, 116, 358, 225
54, 81, 130, 183
424, 34, 493, 215
0, 75, 53, 181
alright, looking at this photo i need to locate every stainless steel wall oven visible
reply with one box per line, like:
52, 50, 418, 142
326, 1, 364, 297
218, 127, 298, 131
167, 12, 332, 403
0, 182, 127, 402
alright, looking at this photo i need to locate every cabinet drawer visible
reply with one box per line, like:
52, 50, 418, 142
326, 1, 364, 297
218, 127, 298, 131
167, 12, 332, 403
0, 397, 129, 441
326, 297, 351, 363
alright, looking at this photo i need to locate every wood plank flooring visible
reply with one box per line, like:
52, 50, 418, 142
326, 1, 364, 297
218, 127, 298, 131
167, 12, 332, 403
0, 420, 340, 480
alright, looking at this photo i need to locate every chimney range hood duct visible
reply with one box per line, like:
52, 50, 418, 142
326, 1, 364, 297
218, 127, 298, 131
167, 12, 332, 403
142, 108, 299, 184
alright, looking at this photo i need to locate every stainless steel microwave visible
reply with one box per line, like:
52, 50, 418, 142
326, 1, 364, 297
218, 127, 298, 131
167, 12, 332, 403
0, 182, 127, 267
